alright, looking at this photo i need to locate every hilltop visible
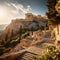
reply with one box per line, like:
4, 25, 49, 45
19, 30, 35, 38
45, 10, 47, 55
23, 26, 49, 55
0, 13, 48, 40
0, 13, 48, 56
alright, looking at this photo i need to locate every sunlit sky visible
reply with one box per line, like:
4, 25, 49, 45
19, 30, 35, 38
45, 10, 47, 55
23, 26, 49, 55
0, 0, 48, 24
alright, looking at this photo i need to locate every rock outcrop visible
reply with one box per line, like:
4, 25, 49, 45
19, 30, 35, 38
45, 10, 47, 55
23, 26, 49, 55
0, 13, 48, 40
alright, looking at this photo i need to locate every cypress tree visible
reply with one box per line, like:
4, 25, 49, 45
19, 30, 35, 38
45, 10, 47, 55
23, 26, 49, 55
47, 0, 60, 44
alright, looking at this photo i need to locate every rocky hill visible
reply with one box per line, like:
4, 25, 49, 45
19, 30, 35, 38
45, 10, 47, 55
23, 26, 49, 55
0, 13, 49, 56
0, 13, 48, 40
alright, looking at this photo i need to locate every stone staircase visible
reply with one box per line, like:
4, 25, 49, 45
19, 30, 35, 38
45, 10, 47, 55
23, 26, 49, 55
16, 51, 38, 60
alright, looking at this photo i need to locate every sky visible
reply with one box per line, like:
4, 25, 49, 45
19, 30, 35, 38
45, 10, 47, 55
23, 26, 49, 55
0, 0, 48, 24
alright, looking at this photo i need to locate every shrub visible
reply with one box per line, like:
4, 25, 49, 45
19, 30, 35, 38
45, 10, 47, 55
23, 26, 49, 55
9, 37, 20, 47
21, 31, 29, 39
33, 45, 60, 60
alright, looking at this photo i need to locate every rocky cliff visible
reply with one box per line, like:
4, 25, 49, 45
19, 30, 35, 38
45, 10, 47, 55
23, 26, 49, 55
0, 13, 48, 40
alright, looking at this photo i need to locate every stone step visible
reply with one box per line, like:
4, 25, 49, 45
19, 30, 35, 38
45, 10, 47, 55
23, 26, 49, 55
16, 51, 38, 60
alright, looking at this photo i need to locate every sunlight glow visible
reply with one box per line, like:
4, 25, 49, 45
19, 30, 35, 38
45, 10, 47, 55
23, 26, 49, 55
0, 8, 7, 17
0, 2, 31, 24
0, 7, 9, 24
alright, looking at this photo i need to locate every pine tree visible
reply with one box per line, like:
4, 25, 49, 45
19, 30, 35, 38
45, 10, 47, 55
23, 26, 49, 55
47, 0, 60, 45
47, 0, 60, 24
19, 25, 22, 40
31, 26, 34, 35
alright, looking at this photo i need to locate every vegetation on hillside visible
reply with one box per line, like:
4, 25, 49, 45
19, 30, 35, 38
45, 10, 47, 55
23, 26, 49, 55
33, 45, 60, 60
0, 25, 48, 56
0, 25, 28, 55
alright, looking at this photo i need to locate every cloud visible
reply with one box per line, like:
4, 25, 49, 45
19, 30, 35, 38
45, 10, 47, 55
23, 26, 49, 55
0, 1, 32, 24
5, 0, 32, 13
6, 2, 32, 18
9, 3, 31, 14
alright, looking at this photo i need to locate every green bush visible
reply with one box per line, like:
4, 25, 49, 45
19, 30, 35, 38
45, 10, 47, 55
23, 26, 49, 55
21, 31, 29, 38
9, 37, 20, 47
33, 45, 60, 60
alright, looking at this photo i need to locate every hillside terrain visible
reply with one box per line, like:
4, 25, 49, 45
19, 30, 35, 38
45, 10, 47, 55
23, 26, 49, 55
0, 13, 49, 59
0, 13, 48, 40
0, 30, 56, 60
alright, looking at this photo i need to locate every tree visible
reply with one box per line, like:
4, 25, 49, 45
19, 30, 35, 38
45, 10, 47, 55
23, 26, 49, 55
31, 26, 34, 35
19, 25, 23, 40
47, 0, 60, 45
